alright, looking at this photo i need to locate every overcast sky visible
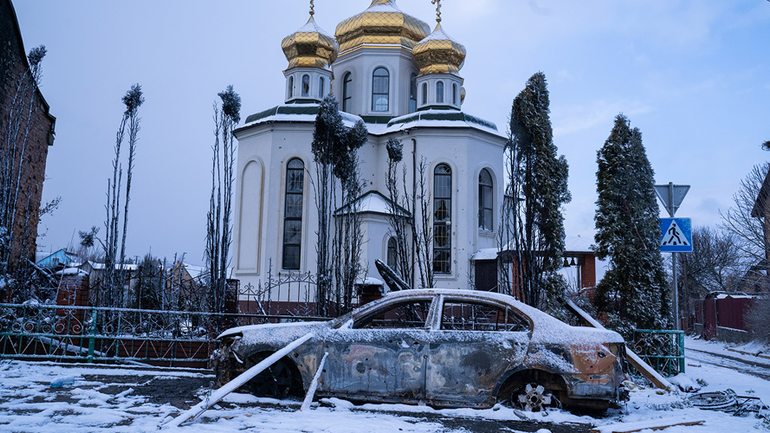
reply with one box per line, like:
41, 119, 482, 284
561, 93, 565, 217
13, 0, 770, 265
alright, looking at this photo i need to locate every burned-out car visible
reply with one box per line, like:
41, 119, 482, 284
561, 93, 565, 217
215, 289, 627, 411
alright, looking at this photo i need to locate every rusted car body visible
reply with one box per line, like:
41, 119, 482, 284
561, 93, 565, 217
215, 289, 627, 411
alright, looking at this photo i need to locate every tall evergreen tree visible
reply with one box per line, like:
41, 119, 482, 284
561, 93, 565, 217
594, 114, 671, 337
503, 72, 571, 310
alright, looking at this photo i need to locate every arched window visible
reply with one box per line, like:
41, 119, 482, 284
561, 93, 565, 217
479, 169, 493, 231
436, 81, 444, 104
422, 83, 428, 105
288, 76, 294, 98
387, 237, 398, 270
283, 158, 304, 270
433, 164, 452, 274
318, 76, 325, 98
453, 83, 458, 105
409, 73, 417, 113
301, 74, 310, 97
372, 67, 389, 111
342, 72, 353, 112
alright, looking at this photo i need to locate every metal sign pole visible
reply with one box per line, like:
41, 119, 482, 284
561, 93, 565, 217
672, 252, 678, 331
655, 182, 690, 332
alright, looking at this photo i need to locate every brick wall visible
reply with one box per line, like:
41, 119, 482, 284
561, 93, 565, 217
0, 0, 54, 284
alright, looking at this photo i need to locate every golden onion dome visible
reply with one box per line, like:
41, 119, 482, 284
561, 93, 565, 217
412, 22, 466, 76
335, 0, 430, 54
281, 14, 338, 70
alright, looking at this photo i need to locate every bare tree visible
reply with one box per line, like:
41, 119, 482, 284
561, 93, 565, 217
412, 158, 434, 289
721, 162, 770, 266
384, 138, 412, 285
676, 226, 746, 318
103, 84, 144, 308
206, 85, 240, 316
383, 144, 434, 290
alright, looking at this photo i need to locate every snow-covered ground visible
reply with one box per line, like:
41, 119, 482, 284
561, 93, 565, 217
1, 337, 769, 433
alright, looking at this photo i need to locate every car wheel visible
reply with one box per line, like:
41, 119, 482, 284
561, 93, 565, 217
513, 383, 561, 412
244, 356, 301, 398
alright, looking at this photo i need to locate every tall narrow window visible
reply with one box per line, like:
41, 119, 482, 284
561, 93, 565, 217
409, 73, 417, 113
372, 67, 389, 111
288, 76, 294, 98
436, 81, 444, 104
452, 83, 458, 105
301, 74, 310, 97
422, 83, 428, 105
479, 169, 493, 231
342, 72, 353, 112
387, 237, 398, 270
318, 77, 325, 98
283, 158, 304, 270
433, 164, 452, 274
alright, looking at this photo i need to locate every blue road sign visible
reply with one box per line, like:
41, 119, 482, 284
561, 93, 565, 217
660, 218, 692, 252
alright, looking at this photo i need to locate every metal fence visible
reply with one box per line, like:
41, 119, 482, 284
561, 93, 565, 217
631, 329, 685, 377
238, 263, 361, 318
0, 302, 326, 367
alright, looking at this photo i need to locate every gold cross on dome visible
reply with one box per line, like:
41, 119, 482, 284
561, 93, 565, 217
431, 0, 442, 23
309, 0, 315, 17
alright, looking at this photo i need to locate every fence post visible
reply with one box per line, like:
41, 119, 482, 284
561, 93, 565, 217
87, 308, 97, 363
678, 332, 685, 374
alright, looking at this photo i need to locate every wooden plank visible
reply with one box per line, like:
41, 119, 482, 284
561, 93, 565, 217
565, 300, 673, 390
590, 417, 705, 433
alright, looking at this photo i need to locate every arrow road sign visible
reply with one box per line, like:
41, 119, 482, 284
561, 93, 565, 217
660, 218, 692, 252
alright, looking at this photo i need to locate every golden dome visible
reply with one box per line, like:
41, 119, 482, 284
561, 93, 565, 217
412, 22, 466, 76
281, 15, 338, 70
335, 0, 430, 55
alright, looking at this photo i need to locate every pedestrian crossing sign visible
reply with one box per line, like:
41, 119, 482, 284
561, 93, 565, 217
660, 218, 692, 252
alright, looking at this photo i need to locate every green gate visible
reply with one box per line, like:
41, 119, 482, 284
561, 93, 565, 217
632, 329, 685, 377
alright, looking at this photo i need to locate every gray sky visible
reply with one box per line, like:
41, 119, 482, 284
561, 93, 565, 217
14, 0, 770, 265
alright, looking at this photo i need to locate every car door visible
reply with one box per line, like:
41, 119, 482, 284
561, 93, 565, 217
425, 298, 530, 407
321, 297, 434, 403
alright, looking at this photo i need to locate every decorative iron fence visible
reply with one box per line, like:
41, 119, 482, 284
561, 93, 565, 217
238, 262, 361, 318
0, 302, 326, 367
631, 329, 685, 377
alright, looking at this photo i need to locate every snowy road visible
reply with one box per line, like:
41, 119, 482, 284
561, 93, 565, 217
2, 338, 770, 433
686, 348, 770, 381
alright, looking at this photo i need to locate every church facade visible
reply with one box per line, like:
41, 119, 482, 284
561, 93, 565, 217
232, 0, 506, 299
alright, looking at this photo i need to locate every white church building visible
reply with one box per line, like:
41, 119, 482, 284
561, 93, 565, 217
231, 0, 507, 301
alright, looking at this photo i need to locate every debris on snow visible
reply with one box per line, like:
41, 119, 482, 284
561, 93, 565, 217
668, 374, 700, 393
589, 416, 705, 433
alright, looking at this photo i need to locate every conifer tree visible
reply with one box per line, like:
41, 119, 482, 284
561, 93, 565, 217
503, 72, 571, 310
593, 114, 671, 337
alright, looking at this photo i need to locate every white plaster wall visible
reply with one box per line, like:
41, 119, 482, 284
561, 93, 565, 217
332, 47, 419, 118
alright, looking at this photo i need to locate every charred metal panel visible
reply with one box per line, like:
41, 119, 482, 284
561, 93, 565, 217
424, 330, 528, 407
320, 329, 428, 403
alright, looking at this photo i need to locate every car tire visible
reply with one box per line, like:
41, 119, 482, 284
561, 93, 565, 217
243, 355, 302, 399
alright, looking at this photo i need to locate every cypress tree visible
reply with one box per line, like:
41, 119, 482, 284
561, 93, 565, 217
505, 72, 571, 310
594, 114, 671, 337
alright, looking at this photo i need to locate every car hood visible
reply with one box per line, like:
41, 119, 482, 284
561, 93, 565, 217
218, 321, 331, 347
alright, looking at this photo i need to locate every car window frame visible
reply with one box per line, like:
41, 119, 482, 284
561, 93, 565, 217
436, 295, 534, 333
348, 294, 438, 330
